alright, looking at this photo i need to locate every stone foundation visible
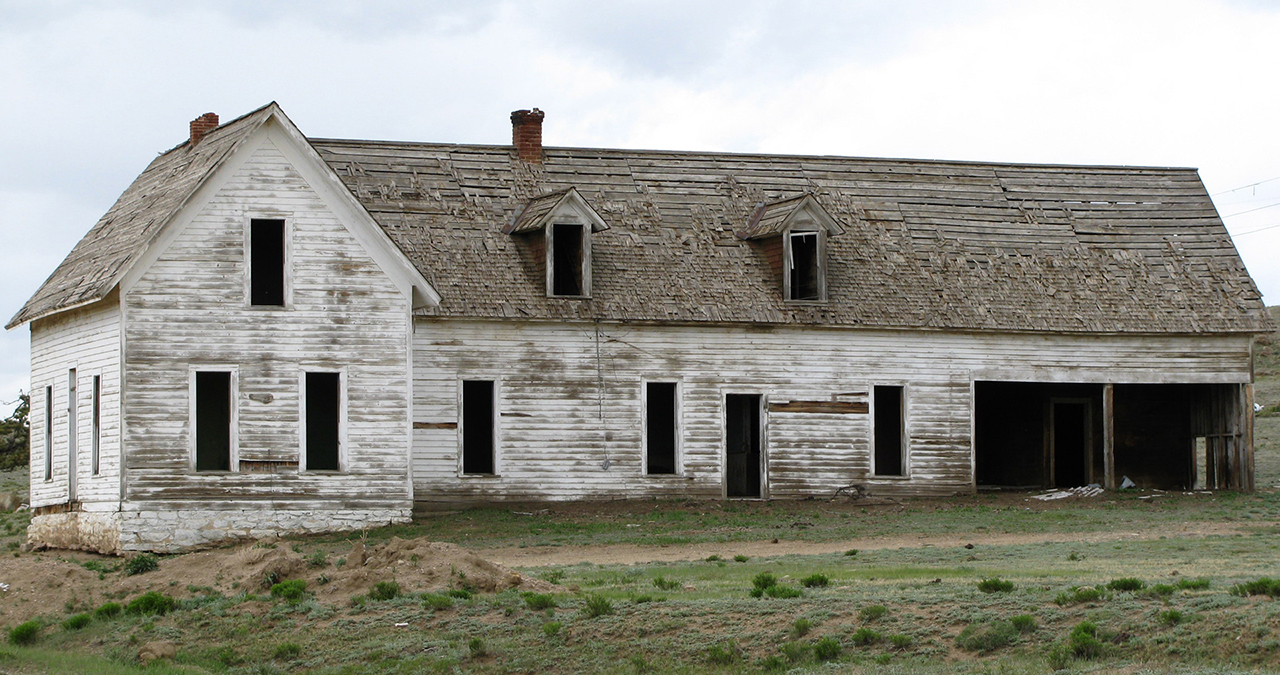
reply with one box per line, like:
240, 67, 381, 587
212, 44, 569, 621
116, 506, 413, 552
27, 504, 412, 553
28, 509, 123, 554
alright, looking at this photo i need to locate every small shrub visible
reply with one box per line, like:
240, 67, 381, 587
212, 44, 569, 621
542, 621, 562, 637
1010, 614, 1038, 633
760, 655, 788, 672
652, 576, 681, 591
1148, 583, 1176, 598
61, 614, 91, 631
765, 585, 802, 599
1046, 642, 1073, 670
269, 579, 308, 603
734, 555, 749, 563
631, 593, 657, 603
447, 588, 474, 600
1068, 621, 1104, 659
126, 591, 176, 616
705, 555, 721, 562
956, 621, 1016, 653
94, 602, 122, 620
888, 633, 913, 650
274, 642, 302, 660
791, 618, 812, 638
812, 636, 841, 661
541, 570, 566, 585
369, 581, 401, 601
124, 553, 159, 576
859, 604, 888, 621
977, 577, 1014, 593
468, 637, 486, 658
801, 573, 829, 588
523, 592, 557, 611
8, 620, 41, 645
752, 572, 778, 591
1231, 577, 1280, 598
583, 594, 614, 618
851, 627, 882, 646
780, 641, 809, 663
844, 549, 858, 556
1054, 586, 1105, 605
1177, 577, 1211, 590
706, 641, 740, 665
306, 551, 328, 568
1158, 609, 1184, 626
1107, 577, 1145, 592
422, 593, 454, 611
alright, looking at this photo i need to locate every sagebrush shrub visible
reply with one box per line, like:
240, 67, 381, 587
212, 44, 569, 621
369, 581, 401, 601
8, 620, 40, 645
523, 592, 556, 610
1231, 577, 1280, 598
791, 618, 812, 638
1068, 621, 1104, 659
955, 621, 1016, 653
274, 642, 302, 659
859, 604, 888, 621
126, 591, 175, 616
422, 593, 454, 611
583, 594, 613, 617
765, 585, 802, 599
1010, 614, 1038, 633
61, 613, 91, 631
269, 579, 308, 603
706, 641, 739, 665
888, 634, 913, 650
977, 577, 1014, 593
801, 573, 829, 588
652, 576, 681, 591
94, 602, 122, 620
1107, 577, 1145, 592
1158, 609, 1184, 626
851, 627, 881, 646
812, 636, 841, 661
125, 553, 159, 576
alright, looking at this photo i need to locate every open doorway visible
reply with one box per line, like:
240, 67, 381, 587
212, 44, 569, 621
725, 394, 762, 498
1050, 399, 1091, 488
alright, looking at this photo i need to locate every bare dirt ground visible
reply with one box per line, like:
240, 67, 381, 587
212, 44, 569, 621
475, 519, 1249, 567
0, 536, 551, 627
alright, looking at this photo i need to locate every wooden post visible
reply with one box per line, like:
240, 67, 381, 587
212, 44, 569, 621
1242, 383, 1255, 492
1102, 384, 1116, 491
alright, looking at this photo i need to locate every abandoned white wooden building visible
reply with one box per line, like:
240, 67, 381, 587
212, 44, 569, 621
9, 103, 1273, 552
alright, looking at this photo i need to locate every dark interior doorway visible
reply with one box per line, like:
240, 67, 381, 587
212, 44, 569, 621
1051, 400, 1090, 488
725, 394, 762, 498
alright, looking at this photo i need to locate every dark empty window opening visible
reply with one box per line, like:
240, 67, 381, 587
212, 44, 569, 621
551, 223, 585, 296
462, 380, 495, 474
306, 372, 341, 471
91, 375, 100, 476
646, 382, 678, 475
250, 218, 286, 306
195, 371, 232, 472
43, 385, 52, 481
874, 385, 904, 476
788, 231, 820, 300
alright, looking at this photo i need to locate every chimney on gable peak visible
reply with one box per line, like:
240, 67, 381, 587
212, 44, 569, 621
189, 112, 219, 146
511, 108, 545, 163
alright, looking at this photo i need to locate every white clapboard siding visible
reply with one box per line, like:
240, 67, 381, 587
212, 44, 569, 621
412, 319, 1252, 501
123, 142, 411, 510
29, 292, 122, 509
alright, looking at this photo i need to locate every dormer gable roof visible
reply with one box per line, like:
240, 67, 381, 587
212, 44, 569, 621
504, 187, 610, 235
737, 194, 844, 240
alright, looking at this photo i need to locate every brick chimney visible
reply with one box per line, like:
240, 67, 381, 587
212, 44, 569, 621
189, 112, 219, 146
511, 109, 545, 163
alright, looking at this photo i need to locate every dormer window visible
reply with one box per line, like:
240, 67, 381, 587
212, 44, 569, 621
737, 194, 843, 303
787, 230, 822, 301
551, 223, 588, 296
504, 187, 609, 299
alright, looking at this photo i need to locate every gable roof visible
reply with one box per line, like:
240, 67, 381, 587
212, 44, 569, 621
9, 103, 436, 329
311, 139, 1273, 334
738, 194, 844, 240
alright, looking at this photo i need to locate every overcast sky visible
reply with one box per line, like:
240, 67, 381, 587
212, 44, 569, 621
1, 0, 1278, 404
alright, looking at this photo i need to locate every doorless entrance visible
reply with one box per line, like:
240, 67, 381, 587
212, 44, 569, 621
725, 394, 762, 498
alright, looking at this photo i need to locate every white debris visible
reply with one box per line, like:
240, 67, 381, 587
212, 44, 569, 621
0, 582, 9, 592
1120, 476, 1136, 489
1030, 484, 1105, 501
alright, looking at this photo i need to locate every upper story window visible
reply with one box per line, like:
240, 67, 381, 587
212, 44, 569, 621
249, 218, 286, 306
504, 188, 609, 299
736, 194, 844, 304
551, 223, 588, 297
786, 230, 822, 301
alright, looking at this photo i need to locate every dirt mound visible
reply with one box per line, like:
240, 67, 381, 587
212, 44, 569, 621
0, 536, 552, 627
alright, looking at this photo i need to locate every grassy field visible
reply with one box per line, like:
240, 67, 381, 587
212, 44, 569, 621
0, 321, 1278, 674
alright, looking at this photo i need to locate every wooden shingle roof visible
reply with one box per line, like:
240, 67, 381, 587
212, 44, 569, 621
12, 102, 1272, 336
311, 140, 1272, 334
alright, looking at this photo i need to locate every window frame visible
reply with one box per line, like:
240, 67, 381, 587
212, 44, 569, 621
189, 366, 239, 473
642, 380, 683, 476
458, 378, 500, 477
245, 216, 291, 308
783, 227, 826, 303
43, 384, 53, 482
870, 383, 909, 478
91, 374, 101, 477
299, 368, 347, 473
546, 221, 591, 298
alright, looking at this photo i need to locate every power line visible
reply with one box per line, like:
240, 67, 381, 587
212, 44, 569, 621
1231, 222, 1280, 237
1222, 201, 1280, 218
1213, 175, 1280, 196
